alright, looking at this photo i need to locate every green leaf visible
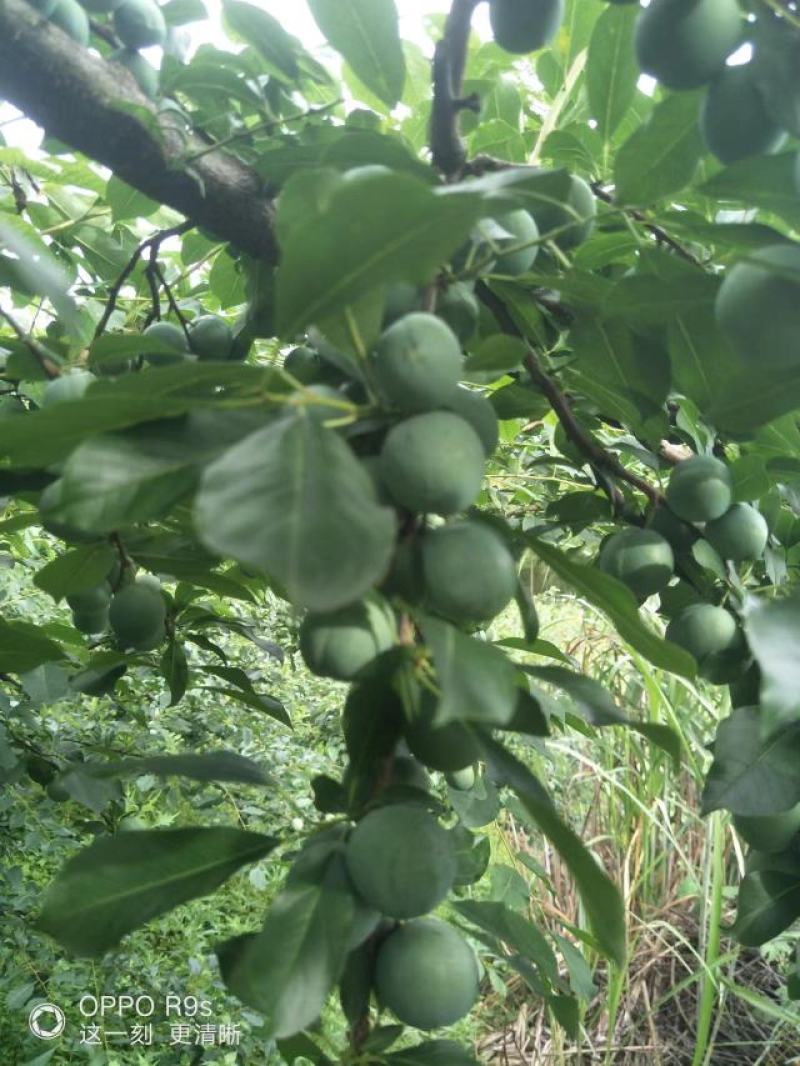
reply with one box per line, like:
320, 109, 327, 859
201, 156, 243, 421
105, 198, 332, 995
568, 314, 669, 431
454, 900, 559, 985
222, 1, 300, 82
699, 152, 800, 231
668, 307, 743, 411
203, 686, 291, 728
385, 1042, 480, 1066
220, 847, 360, 1037
85, 751, 270, 785
614, 93, 703, 207
743, 595, 800, 739
0, 218, 78, 336
701, 706, 800, 816
0, 395, 193, 467
526, 537, 696, 678
37, 828, 277, 955
708, 365, 800, 434
275, 170, 483, 335
308, 0, 405, 108
160, 640, 189, 706
195, 415, 395, 612
420, 614, 518, 728
0, 619, 64, 673
528, 665, 681, 767
33, 543, 115, 602
51, 411, 269, 533
586, 6, 639, 141
481, 733, 626, 967
105, 176, 159, 223
732, 871, 800, 947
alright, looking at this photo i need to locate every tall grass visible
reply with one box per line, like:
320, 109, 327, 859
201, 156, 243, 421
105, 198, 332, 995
477, 588, 800, 1064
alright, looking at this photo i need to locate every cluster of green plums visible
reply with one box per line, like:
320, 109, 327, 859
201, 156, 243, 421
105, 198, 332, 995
334, 803, 481, 1030
28, 0, 167, 98
597, 455, 767, 684
67, 572, 166, 650
633, 0, 798, 167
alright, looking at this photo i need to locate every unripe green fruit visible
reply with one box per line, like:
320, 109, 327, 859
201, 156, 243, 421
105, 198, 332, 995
67, 584, 111, 613
41, 370, 94, 407
666, 603, 745, 683
110, 48, 159, 97
715, 243, 800, 368
49, 0, 90, 45
489, 0, 565, 54
597, 528, 674, 599
30, 0, 58, 15
142, 321, 189, 366
734, 803, 800, 853
118, 814, 148, 831
71, 607, 109, 634
374, 313, 464, 413
532, 175, 596, 251
492, 209, 540, 275
421, 520, 517, 624
345, 805, 456, 918
390, 756, 431, 792
442, 386, 499, 457
380, 411, 485, 516
109, 580, 166, 651
700, 66, 784, 165
383, 282, 424, 326
649, 505, 697, 555
284, 345, 323, 384
80, 0, 123, 11
375, 918, 480, 1029
704, 503, 768, 562
187, 315, 234, 361
634, 0, 742, 91
113, 0, 167, 49
437, 282, 479, 343
446, 765, 476, 791
405, 708, 483, 772
358, 456, 392, 507
666, 456, 732, 523
299, 596, 395, 681
47, 781, 70, 802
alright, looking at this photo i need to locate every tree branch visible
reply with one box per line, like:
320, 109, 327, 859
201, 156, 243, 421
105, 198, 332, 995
430, 0, 485, 176
0, 305, 60, 379
590, 182, 705, 269
0, 0, 278, 263
94, 221, 192, 338
476, 281, 663, 509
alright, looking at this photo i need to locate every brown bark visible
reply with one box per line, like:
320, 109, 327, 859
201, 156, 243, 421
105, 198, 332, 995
0, 0, 278, 262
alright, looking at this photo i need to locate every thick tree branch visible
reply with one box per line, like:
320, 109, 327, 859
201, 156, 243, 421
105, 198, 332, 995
0, 0, 278, 263
430, 0, 484, 176
477, 281, 663, 509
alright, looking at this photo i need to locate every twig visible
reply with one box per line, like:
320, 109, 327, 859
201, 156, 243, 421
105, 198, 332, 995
183, 99, 344, 166
0, 305, 60, 379
150, 259, 191, 341
430, 0, 485, 176
476, 281, 663, 510
94, 220, 193, 338
109, 532, 134, 592
590, 182, 705, 269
